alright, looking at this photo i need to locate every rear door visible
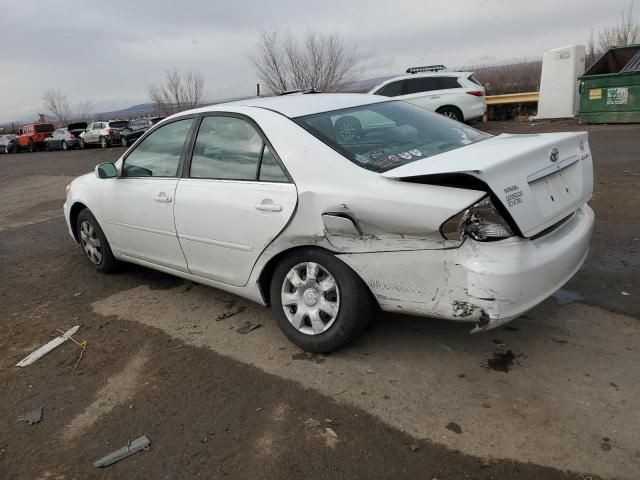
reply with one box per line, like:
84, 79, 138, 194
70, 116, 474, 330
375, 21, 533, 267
174, 114, 297, 287
400, 77, 442, 112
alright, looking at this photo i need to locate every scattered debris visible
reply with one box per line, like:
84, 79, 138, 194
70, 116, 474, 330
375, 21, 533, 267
236, 321, 261, 334
324, 418, 333, 424
620, 291, 630, 296
410, 444, 420, 452
304, 418, 320, 428
446, 422, 462, 434
255, 407, 263, 412
325, 427, 338, 439
291, 352, 326, 364
94, 435, 151, 468
216, 306, 246, 321
332, 389, 347, 396
167, 344, 184, 351
552, 338, 569, 345
601, 438, 612, 451
16, 326, 81, 367
485, 349, 521, 372
73, 292, 83, 297
17, 407, 43, 426
623, 170, 640, 176
458, 373, 466, 378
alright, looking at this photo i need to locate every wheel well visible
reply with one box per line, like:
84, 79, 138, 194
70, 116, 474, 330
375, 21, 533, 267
436, 105, 464, 121
257, 245, 379, 309
69, 202, 88, 242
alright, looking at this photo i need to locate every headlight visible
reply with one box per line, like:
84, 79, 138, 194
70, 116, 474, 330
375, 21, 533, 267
441, 196, 514, 242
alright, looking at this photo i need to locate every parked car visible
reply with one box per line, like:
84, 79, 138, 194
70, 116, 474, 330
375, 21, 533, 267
0, 134, 17, 154
368, 65, 486, 123
64, 93, 594, 352
45, 128, 80, 151
15, 123, 55, 152
79, 120, 129, 149
120, 117, 165, 147
67, 122, 88, 139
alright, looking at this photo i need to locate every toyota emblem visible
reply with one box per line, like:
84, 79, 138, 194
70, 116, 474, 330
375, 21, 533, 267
550, 148, 559, 162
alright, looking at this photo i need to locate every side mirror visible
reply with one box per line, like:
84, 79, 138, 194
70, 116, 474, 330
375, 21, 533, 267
95, 162, 117, 179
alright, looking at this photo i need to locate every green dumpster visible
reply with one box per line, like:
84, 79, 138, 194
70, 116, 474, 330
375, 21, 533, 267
579, 44, 640, 123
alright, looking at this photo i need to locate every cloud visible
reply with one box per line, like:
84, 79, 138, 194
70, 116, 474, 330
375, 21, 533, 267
0, 0, 632, 122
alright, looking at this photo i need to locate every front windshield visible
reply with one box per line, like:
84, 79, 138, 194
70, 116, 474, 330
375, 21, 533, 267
295, 100, 490, 173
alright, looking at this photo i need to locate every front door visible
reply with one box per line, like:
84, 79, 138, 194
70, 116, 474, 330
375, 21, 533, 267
174, 115, 297, 287
101, 117, 195, 272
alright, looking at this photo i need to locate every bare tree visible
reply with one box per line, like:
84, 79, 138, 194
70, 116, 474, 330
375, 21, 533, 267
597, 2, 639, 51
76, 100, 93, 122
148, 68, 205, 116
251, 29, 361, 94
42, 89, 71, 125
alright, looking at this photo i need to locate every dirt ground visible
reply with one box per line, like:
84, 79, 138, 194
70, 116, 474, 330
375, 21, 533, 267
1, 119, 638, 480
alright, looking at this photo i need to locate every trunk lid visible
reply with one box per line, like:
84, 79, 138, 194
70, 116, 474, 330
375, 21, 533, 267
383, 132, 593, 237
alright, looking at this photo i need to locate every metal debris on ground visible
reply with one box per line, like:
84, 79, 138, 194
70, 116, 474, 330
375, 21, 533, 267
325, 427, 338, 438
236, 321, 261, 334
17, 407, 43, 426
304, 418, 320, 428
621, 291, 630, 296
94, 435, 151, 468
15, 326, 81, 367
216, 306, 246, 321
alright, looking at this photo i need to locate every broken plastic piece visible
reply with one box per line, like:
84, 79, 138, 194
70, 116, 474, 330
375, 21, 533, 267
16, 326, 81, 367
94, 435, 151, 468
236, 321, 261, 334
17, 407, 43, 426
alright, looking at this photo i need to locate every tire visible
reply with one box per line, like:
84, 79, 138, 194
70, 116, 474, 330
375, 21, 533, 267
45, 142, 50, 152
269, 248, 373, 353
99, 136, 108, 149
121, 136, 128, 147
61, 140, 68, 151
79, 138, 85, 150
334, 115, 363, 142
76, 209, 118, 273
28, 140, 35, 153
437, 106, 463, 122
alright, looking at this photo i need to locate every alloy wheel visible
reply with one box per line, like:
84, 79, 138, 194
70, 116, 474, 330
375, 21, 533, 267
281, 262, 340, 335
79, 220, 103, 265
100, 137, 107, 148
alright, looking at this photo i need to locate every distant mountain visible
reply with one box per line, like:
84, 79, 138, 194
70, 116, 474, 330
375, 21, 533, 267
93, 103, 156, 119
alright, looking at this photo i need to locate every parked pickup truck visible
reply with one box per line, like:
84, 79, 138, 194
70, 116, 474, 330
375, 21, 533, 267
15, 123, 55, 152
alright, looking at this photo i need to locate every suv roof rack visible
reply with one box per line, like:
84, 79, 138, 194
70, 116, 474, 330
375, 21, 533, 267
280, 88, 321, 95
406, 65, 447, 74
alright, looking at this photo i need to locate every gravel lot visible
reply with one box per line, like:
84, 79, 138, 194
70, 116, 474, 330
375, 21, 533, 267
1, 119, 638, 480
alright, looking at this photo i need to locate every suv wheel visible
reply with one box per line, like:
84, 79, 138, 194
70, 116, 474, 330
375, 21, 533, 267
437, 106, 463, 122
79, 138, 85, 149
121, 136, 128, 147
28, 140, 36, 153
269, 248, 373, 353
99, 136, 108, 149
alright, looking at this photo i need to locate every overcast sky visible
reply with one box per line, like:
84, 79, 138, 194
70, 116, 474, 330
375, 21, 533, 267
0, 0, 633, 122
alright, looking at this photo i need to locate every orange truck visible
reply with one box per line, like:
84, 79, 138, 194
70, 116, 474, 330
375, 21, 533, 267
15, 123, 55, 152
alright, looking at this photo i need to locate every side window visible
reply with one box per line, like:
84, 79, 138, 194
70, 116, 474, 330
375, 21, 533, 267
123, 118, 193, 177
375, 81, 403, 97
438, 77, 461, 89
402, 77, 439, 94
190, 116, 263, 180
258, 146, 288, 182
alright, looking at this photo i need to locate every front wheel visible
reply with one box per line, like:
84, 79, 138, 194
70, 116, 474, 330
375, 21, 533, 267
28, 140, 35, 153
79, 138, 85, 149
99, 136, 108, 149
76, 209, 118, 273
121, 136, 128, 147
269, 248, 373, 353
61, 140, 68, 151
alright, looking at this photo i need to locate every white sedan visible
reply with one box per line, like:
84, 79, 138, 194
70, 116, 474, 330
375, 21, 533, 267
64, 93, 594, 352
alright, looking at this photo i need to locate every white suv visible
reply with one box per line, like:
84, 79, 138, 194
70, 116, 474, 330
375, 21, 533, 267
79, 120, 129, 149
368, 65, 486, 122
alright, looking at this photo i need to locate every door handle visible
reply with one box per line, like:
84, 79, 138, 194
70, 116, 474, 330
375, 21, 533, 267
255, 202, 282, 212
153, 193, 172, 203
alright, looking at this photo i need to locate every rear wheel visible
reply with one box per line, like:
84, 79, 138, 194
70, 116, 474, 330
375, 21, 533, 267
61, 140, 68, 151
270, 248, 373, 353
437, 106, 463, 122
99, 136, 108, 149
76, 209, 118, 273
28, 140, 35, 153
121, 136, 128, 147
79, 138, 85, 149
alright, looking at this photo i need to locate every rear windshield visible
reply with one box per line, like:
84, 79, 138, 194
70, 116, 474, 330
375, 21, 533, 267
295, 100, 489, 173
35, 124, 55, 133
108, 121, 129, 129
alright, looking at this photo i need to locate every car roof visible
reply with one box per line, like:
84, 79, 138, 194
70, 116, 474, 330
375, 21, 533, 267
370, 71, 473, 90
184, 93, 389, 118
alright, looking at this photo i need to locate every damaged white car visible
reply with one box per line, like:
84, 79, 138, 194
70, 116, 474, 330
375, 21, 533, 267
64, 93, 594, 352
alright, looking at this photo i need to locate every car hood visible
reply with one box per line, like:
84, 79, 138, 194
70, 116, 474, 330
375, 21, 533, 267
383, 132, 593, 237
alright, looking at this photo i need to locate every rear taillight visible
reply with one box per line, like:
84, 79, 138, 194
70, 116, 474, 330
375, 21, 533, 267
106, 128, 112, 134
68, 133, 75, 138
441, 196, 513, 242
466, 91, 484, 97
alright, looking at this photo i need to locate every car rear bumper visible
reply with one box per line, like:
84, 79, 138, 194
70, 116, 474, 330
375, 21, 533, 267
338, 204, 594, 331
